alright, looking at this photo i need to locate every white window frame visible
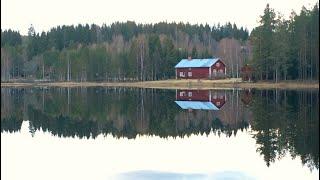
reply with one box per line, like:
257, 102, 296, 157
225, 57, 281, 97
188, 71, 192, 77
179, 72, 185, 77
179, 91, 185, 96
188, 92, 192, 97
213, 69, 217, 75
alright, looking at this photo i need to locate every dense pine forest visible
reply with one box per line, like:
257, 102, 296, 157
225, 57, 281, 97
250, 3, 319, 81
1, 3, 318, 82
1, 22, 249, 81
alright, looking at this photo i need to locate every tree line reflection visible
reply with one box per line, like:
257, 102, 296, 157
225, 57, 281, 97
1, 87, 318, 170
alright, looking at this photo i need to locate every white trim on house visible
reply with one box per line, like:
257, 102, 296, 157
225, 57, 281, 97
213, 69, 217, 76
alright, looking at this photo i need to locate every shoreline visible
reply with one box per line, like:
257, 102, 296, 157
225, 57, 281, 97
1, 79, 318, 89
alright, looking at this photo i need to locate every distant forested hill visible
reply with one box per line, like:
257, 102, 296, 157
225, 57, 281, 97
1, 21, 249, 81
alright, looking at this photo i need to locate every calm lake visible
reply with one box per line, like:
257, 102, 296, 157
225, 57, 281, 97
1, 87, 319, 180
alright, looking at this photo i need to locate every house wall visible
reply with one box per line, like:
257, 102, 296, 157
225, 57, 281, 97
211, 60, 226, 79
175, 60, 226, 79
176, 90, 210, 101
176, 89, 226, 109
210, 91, 226, 109
176, 67, 209, 79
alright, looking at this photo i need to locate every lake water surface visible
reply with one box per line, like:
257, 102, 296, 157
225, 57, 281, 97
1, 87, 319, 180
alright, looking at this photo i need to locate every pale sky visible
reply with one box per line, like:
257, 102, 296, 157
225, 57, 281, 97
1, 0, 318, 35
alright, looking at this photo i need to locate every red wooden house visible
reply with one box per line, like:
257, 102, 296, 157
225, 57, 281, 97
175, 57, 226, 79
175, 89, 226, 110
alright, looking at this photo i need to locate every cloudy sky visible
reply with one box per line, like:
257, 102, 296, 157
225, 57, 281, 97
1, 0, 318, 35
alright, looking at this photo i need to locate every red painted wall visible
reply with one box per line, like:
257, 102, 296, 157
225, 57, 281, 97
212, 60, 226, 73
211, 60, 226, 80
211, 92, 226, 109
176, 90, 210, 101
176, 67, 209, 79
176, 90, 226, 109
175, 60, 226, 79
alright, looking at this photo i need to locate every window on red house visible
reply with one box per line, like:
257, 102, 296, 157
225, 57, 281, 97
213, 69, 217, 75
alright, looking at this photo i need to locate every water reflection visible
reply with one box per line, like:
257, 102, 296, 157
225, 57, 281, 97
1, 87, 319, 171
250, 90, 319, 170
175, 89, 226, 110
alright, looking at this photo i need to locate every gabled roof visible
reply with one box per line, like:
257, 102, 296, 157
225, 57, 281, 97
174, 58, 220, 68
175, 101, 220, 110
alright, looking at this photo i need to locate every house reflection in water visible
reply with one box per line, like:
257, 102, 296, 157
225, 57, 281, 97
174, 89, 251, 137
175, 89, 226, 111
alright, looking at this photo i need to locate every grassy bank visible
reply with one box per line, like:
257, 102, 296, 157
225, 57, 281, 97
1, 78, 318, 89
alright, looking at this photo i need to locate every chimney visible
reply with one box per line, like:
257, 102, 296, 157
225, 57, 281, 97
188, 56, 192, 60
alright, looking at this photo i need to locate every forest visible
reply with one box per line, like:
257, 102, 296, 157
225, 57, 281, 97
250, 3, 319, 81
1, 3, 318, 82
1, 22, 248, 81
